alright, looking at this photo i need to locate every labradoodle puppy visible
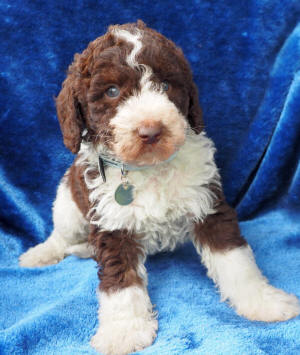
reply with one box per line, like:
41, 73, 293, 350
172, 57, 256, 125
20, 20, 300, 355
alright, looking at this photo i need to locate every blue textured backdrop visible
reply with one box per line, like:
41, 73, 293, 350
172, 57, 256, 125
0, 1, 300, 354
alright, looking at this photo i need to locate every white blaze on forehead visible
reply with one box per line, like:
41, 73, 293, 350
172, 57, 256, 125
112, 28, 143, 68
112, 28, 153, 89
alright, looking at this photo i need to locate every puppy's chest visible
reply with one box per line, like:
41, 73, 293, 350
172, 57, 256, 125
83, 134, 219, 252
88, 135, 216, 227
88, 167, 196, 253
89, 166, 195, 226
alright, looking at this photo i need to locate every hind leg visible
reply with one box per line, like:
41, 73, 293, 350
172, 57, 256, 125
193, 199, 300, 322
19, 176, 92, 267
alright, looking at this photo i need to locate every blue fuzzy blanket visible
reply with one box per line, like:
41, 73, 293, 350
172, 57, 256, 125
1, 1, 300, 354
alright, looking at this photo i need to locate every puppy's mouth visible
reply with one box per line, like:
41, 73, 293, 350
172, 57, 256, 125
111, 123, 185, 167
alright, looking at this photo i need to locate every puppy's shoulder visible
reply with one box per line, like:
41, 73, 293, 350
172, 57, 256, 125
65, 157, 92, 217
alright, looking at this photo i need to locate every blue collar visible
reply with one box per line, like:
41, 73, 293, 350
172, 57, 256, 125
100, 151, 178, 171
98, 151, 178, 182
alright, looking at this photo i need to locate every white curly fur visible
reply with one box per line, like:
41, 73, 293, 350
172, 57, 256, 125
200, 245, 300, 322
91, 286, 157, 355
81, 131, 219, 254
19, 177, 91, 267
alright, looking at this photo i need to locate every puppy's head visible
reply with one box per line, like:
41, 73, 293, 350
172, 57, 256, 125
56, 20, 203, 165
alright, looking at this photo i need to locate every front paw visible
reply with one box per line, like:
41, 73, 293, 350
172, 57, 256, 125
91, 317, 158, 355
19, 241, 64, 267
235, 285, 300, 322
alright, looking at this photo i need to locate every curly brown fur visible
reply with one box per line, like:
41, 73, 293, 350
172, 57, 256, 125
89, 228, 144, 292
194, 186, 247, 251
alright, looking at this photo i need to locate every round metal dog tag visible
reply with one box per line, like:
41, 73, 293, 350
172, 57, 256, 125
115, 183, 134, 205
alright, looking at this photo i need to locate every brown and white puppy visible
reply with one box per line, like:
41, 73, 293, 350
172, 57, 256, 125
20, 21, 300, 355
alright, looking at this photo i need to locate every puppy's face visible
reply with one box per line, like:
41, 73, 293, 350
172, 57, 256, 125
56, 21, 203, 165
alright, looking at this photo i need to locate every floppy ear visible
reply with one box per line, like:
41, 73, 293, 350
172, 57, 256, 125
188, 81, 204, 134
56, 33, 115, 153
56, 73, 85, 154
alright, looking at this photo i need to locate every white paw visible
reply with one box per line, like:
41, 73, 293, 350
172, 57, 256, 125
92, 286, 158, 355
235, 284, 300, 322
19, 240, 64, 267
91, 317, 158, 355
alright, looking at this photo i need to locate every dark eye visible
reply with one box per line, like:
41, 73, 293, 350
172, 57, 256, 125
106, 86, 120, 98
161, 81, 169, 91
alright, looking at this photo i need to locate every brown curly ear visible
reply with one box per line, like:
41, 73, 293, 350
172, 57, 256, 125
56, 33, 115, 153
56, 74, 85, 153
188, 81, 204, 134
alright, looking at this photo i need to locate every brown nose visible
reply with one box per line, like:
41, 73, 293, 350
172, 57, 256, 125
138, 126, 162, 144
